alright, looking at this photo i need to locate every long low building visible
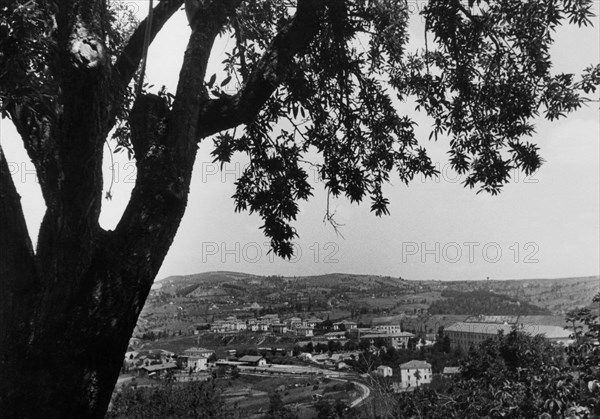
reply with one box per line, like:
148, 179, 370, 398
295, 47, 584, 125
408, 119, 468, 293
360, 332, 415, 349
445, 322, 573, 351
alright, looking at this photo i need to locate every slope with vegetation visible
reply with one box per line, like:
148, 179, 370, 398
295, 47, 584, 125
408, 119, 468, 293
428, 290, 552, 316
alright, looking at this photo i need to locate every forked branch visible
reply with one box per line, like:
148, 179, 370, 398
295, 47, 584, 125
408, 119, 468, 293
198, 0, 329, 138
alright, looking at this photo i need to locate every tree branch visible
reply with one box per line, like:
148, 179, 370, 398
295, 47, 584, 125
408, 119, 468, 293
197, 0, 327, 138
114, 0, 184, 89
112, 0, 239, 285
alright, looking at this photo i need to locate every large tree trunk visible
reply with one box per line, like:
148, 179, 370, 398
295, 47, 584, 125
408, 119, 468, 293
0, 267, 150, 418
0, 0, 226, 414
0, 0, 323, 416
0, 108, 195, 417
1, 111, 194, 418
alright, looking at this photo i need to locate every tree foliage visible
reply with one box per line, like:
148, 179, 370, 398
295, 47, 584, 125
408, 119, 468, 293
265, 392, 298, 419
205, 0, 600, 254
314, 397, 352, 419
107, 380, 230, 419
394, 294, 600, 419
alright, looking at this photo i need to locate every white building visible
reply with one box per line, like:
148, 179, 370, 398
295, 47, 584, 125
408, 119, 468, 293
333, 320, 358, 330
181, 347, 214, 372
374, 324, 402, 334
398, 360, 432, 389
360, 332, 414, 349
210, 318, 246, 332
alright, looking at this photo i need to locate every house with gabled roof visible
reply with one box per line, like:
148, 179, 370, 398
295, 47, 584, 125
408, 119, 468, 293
180, 347, 214, 372
295, 326, 314, 337
138, 362, 178, 378
183, 347, 214, 358
398, 360, 432, 390
238, 355, 267, 366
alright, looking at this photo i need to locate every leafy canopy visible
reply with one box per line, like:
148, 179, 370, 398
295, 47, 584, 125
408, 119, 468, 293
208, 0, 599, 257
2, 0, 598, 258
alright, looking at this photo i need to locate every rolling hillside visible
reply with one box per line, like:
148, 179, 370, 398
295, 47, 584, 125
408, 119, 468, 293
149, 271, 598, 314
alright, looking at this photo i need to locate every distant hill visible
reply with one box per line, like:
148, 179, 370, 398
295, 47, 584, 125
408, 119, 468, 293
432, 276, 599, 314
152, 271, 410, 297
133, 272, 597, 339
149, 271, 598, 314
153, 271, 263, 295
428, 290, 552, 316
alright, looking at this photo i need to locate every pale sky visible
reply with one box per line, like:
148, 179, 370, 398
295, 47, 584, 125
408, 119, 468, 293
1, 2, 598, 281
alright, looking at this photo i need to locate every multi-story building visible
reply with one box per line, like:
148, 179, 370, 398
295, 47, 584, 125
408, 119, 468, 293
180, 347, 215, 372
324, 331, 347, 340
445, 321, 573, 351
210, 317, 246, 333
296, 326, 314, 337
246, 319, 259, 332
270, 323, 288, 334
285, 317, 302, 330
397, 360, 432, 390
360, 331, 415, 350
374, 324, 402, 334
183, 347, 214, 358
304, 318, 323, 328
333, 320, 358, 330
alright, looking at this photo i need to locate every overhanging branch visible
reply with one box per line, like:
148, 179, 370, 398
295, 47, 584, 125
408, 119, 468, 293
114, 0, 184, 89
197, 0, 327, 138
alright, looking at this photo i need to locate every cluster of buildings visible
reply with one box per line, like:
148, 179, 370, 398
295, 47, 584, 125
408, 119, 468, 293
125, 346, 276, 379
375, 360, 434, 392
208, 314, 424, 351
209, 314, 358, 338
123, 347, 216, 378
297, 351, 361, 370
123, 315, 574, 394
368, 316, 574, 392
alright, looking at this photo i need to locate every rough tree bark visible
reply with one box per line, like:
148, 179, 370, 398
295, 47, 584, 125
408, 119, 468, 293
0, 0, 326, 417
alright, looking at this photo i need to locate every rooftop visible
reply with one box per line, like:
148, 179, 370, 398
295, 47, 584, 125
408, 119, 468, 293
141, 362, 177, 372
445, 322, 572, 339
361, 332, 414, 339
445, 322, 513, 335
443, 367, 461, 374
238, 355, 264, 363
400, 360, 431, 369
183, 347, 214, 355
